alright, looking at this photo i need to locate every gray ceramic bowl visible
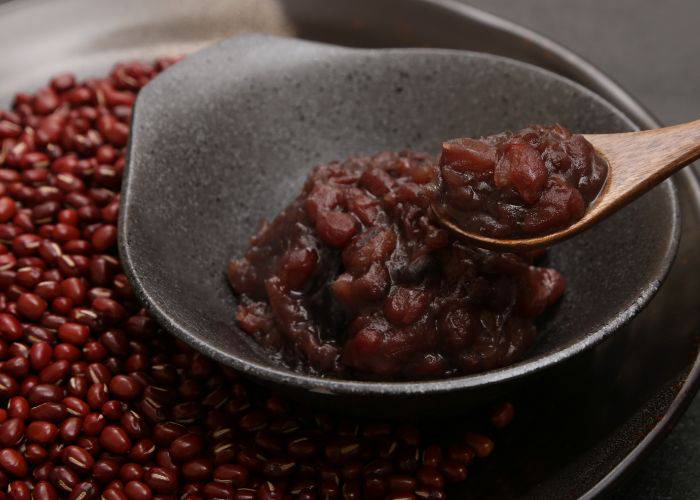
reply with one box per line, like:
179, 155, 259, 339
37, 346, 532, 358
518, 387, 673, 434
120, 35, 679, 416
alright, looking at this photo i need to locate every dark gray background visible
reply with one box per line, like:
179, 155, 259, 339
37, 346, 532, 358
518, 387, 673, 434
0, 0, 696, 497
461, 1, 699, 498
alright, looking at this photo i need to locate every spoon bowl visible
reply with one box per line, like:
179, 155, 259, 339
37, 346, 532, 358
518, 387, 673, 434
435, 121, 700, 251
120, 35, 679, 416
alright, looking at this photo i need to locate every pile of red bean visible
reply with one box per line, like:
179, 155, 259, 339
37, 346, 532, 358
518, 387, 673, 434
0, 59, 512, 498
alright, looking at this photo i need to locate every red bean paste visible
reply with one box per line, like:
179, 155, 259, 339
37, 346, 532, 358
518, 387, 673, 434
433, 124, 608, 238
228, 150, 566, 379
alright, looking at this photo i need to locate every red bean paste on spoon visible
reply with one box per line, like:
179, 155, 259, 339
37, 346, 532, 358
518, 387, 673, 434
433, 124, 608, 238
229, 144, 567, 379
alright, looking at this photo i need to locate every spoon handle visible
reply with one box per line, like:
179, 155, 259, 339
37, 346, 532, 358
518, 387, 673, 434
583, 119, 700, 213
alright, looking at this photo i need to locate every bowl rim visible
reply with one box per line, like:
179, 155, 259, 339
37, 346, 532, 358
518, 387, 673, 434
120, 36, 681, 397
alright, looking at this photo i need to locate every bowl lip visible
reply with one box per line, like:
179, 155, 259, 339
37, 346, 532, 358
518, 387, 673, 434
120, 35, 681, 398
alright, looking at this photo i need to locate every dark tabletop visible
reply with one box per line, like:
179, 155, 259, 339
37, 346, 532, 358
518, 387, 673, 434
464, 1, 700, 497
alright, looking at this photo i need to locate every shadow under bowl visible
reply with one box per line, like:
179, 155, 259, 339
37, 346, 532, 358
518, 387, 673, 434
119, 35, 679, 417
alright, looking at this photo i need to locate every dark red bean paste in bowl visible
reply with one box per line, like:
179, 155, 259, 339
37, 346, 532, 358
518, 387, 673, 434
433, 124, 608, 238
228, 144, 568, 379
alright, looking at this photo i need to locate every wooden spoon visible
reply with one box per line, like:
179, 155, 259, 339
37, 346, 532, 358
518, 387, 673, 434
432, 119, 700, 251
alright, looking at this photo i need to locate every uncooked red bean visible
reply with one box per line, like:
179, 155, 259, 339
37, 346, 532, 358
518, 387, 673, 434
29, 402, 66, 422
0, 448, 28, 476
214, 463, 249, 487
119, 462, 143, 482
91, 224, 117, 252
0, 418, 25, 447
0, 313, 22, 340
152, 422, 185, 446
102, 488, 128, 500
33, 480, 59, 500
0, 197, 17, 223
99, 425, 131, 454
86, 383, 108, 409
26, 422, 59, 444
39, 360, 70, 384
61, 445, 93, 474
17, 293, 47, 320
129, 438, 156, 463
463, 432, 494, 458
59, 417, 82, 442
490, 401, 515, 428
93, 459, 120, 483
169, 433, 203, 462
123, 480, 152, 500
8, 480, 31, 500
0, 373, 19, 398
28, 384, 64, 405
62, 396, 89, 416
59, 277, 87, 304
103, 400, 126, 421
54, 343, 81, 362
68, 480, 99, 500
82, 412, 106, 436
49, 465, 78, 493
141, 466, 176, 494
28, 342, 53, 371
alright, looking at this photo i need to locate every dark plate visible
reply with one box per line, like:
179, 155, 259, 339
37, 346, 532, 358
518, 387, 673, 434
120, 35, 679, 417
1, 0, 698, 497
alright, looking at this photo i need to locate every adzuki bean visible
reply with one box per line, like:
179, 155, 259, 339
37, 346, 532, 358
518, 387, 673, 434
0, 58, 512, 498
